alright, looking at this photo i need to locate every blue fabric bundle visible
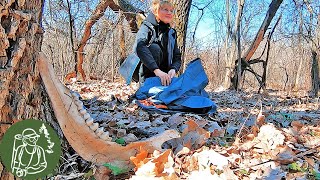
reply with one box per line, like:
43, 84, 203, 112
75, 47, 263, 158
135, 58, 217, 114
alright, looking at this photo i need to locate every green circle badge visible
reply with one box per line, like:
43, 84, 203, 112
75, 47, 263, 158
0, 119, 61, 179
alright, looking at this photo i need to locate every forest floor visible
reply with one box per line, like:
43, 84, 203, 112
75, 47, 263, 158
56, 80, 320, 179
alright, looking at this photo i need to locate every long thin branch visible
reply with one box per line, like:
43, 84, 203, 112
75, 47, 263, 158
75, 0, 111, 81
244, 0, 283, 61
303, 0, 314, 14
66, 0, 77, 72
190, 1, 214, 44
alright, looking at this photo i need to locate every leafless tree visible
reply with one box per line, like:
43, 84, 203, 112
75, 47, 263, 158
172, 0, 192, 73
223, 0, 245, 89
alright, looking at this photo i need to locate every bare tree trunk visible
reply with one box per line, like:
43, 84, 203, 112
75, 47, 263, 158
171, 0, 192, 73
236, 32, 242, 91
304, 2, 320, 96
66, 0, 78, 77
223, 0, 232, 89
236, 0, 245, 90
119, 10, 126, 65
311, 13, 320, 96
311, 50, 319, 96
223, 0, 244, 89
294, 6, 304, 90
259, 15, 281, 92
112, 33, 115, 82
0, 0, 62, 178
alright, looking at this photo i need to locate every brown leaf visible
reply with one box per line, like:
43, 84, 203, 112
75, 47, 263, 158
183, 119, 210, 138
183, 155, 199, 172
239, 140, 258, 151
184, 139, 193, 150
304, 157, 315, 168
163, 120, 211, 154
291, 121, 303, 131
130, 147, 150, 171
183, 120, 198, 134
274, 146, 296, 164
211, 129, 225, 137
208, 122, 224, 137
94, 165, 111, 180
125, 106, 137, 113
252, 125, 259, 137
152, 150, 173, 175
246, 133, 255, 141
133, 150, 176, 179
226, 146, 240, 155
256, 109, 265, 127
81, 86, 92, 93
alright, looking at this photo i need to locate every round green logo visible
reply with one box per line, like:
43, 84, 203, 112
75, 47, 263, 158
0, 119, 61, 179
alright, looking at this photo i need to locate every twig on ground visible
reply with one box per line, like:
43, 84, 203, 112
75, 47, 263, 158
296, 145, 320, 158
235, 100, 261, 143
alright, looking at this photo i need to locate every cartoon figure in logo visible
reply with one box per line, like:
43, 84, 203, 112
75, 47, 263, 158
11, 128, 47, 177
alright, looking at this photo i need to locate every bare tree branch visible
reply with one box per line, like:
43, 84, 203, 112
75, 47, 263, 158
244, 0, 283, 61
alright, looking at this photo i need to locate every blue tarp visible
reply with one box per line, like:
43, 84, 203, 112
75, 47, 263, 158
135, 58, 217, 114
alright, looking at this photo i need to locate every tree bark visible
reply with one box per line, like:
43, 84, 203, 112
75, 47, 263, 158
236, 0, 245, 90
311, 50, 319, 96
223, 0, 244, 89
223, 0, 232, 89
293, 5, 304, 90
303, 2, 320, 96
119, 10, 126, 65
0, 0, 62, 178
171, 0, 192, 73
108, 0, 140, 32
311, 13, 320, 96
112, 33, 115, 82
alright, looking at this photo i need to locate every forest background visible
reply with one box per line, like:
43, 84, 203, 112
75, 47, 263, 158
42, 0, 320, 93
0, 0, 319, 179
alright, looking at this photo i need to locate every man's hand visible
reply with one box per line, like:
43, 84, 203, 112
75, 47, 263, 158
154, 69, 171, 86
168, 69, 176, 78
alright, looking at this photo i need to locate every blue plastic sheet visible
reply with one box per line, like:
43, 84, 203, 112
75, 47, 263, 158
135, 58, 217, 114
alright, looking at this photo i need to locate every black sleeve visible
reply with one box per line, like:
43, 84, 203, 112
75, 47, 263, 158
135, 24, 159, 72
170, 37, 182, 72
